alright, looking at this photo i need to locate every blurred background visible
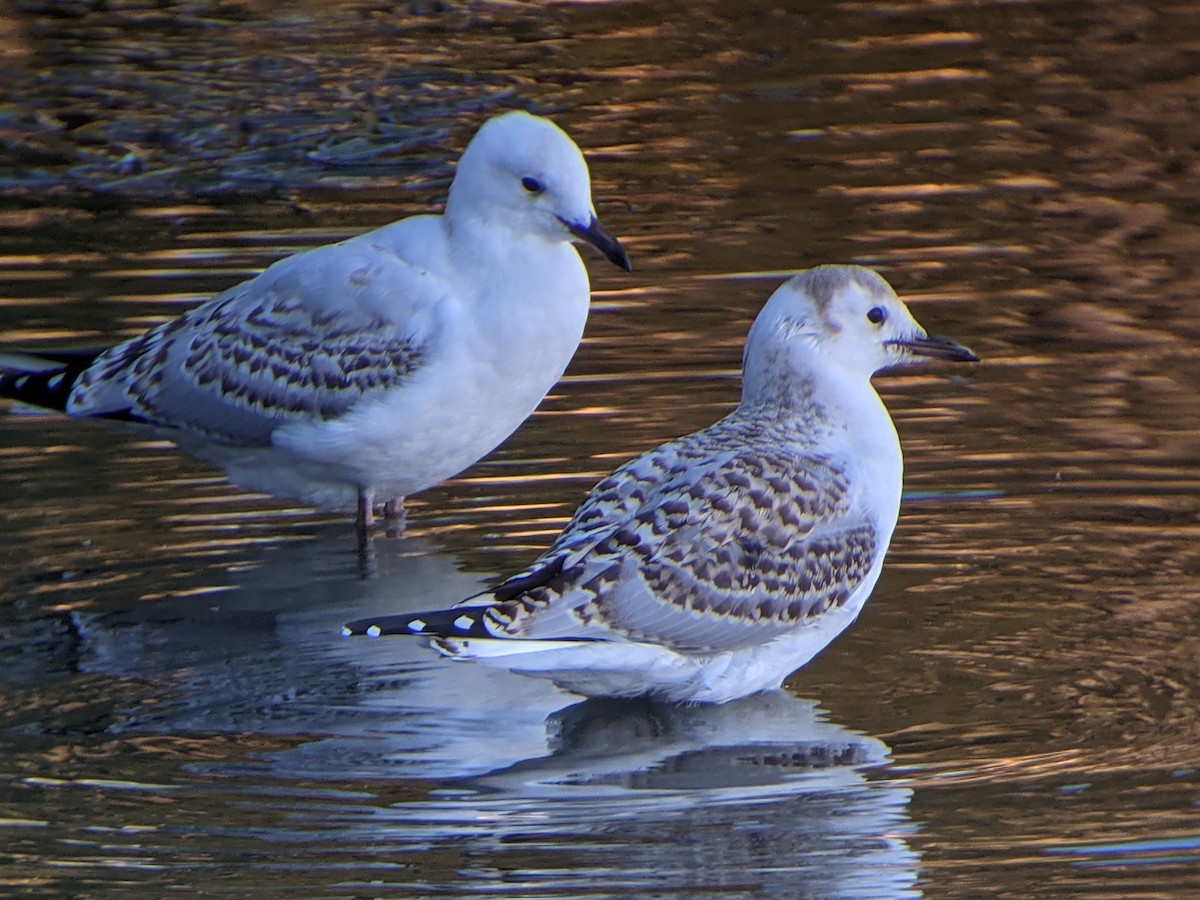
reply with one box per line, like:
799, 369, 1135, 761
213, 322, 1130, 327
1, 1, 1199, 896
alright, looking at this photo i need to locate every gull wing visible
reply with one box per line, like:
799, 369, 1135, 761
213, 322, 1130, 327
475, 425, 880, 653
68, 220, 451, 445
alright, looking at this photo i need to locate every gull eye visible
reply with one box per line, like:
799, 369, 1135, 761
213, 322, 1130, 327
521, 176, 545, 194
866, 306, 887, 325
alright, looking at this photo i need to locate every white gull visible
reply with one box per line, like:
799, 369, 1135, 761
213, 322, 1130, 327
346, 264, 977, 703
0, 110, 631, 532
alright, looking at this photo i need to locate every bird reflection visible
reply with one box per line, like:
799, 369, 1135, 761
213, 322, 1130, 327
483, 692, 889, 794
3, 537, 920, 898
296, 692, 921, 900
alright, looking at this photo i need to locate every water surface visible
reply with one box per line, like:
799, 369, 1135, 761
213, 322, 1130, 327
2, 1, 1200, 897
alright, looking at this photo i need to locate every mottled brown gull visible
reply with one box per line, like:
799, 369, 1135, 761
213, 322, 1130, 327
347, 264, 977, 702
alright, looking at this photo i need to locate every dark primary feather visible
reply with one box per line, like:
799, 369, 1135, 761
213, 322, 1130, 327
343, 557, 571, 641
343, 606, 497, 639
487, 554, 567, 603
0, 348, 104, 413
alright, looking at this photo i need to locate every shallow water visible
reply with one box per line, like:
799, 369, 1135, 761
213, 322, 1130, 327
2, 1, 1200, 897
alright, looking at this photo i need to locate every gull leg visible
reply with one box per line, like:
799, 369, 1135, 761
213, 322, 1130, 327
383, 496, 407, 536
356, 486, 377, 538
357, 531, 377, 579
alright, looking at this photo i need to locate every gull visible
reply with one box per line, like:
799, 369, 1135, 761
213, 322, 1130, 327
0, 110, 631, 533
345, 265, 977, 704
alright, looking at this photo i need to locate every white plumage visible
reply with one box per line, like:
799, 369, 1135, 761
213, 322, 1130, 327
0, 110, 630, 531
347, 265, 976, 703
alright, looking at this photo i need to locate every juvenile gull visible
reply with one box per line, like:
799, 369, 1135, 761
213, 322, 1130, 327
346, 265, 977, 704
0, 110, 631, 532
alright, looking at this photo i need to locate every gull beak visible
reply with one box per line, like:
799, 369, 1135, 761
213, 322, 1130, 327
889, 332, 979, 363
560, 214, 632, 272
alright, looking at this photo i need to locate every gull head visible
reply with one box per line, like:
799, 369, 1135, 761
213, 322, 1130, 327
447, 110, 631, 271
742, 265, 977, 400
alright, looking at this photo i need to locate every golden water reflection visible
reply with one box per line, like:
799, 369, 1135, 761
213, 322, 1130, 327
2, 0, 1200, 897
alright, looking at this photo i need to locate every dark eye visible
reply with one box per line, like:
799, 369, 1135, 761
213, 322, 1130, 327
521, 176, 545, 194
866, 306, 887, 325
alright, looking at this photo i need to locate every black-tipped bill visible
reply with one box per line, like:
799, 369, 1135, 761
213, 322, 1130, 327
560, 214, 632, 272
888, 332, 979, 363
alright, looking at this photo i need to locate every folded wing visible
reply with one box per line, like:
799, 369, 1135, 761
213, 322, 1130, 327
68, 225, 450, 445
438, 431, 879, 654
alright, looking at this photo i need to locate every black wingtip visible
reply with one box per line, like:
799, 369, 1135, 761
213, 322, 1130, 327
343, 614, 427, 637
0, 367, 71, 412
0, 349, 103, 412
343, 606, 496, 640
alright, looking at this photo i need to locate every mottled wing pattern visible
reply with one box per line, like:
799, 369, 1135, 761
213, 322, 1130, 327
455, 425, 726, 607
458, 418, 743, 608
69, 242, 439, 444
476, 416, 879, 653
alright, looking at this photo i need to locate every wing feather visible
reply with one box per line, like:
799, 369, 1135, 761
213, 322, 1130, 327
67, 222, 449, 445
480, 417, 879, 653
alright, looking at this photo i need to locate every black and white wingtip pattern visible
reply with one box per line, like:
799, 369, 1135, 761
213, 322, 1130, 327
0, 349, 102, 413
343, 606, 497, 640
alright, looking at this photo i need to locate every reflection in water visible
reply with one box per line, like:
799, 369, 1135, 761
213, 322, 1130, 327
4, 0, 1200, 896
291, 697, 919, 900
4, 536, 917, 898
